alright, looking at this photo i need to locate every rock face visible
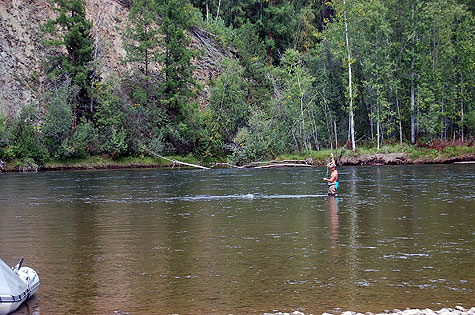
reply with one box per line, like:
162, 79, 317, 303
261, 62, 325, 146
0, 0, 49, 117
0, 0, 131, 117
0, 0, 228, 117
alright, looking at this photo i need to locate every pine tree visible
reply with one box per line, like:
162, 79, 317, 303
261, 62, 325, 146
42, 0, 94, 125
123, 0, 161, 108
157, 0, 198, 124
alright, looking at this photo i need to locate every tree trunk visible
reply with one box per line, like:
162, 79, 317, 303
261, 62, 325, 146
322, 91, 333, 150
343, 0, 355, 151
292, 131, 301, 154
206, 0, 209, 23
229, 0, 234, 28
441, 97, 445, 140
144, 23, 150, 107
365, 91, 374, 141
410, 0, 416, 145
216, 0, 221, 22
396, 89, 403, 144
416, 86, 420, 139
269, 0, 273, 66
376, 100, 380, 150
461, 85, 464, 141
297, 71, 309, 151
90, 1, 106, 118
260, 0, 263, 20
334, 119, 338, 150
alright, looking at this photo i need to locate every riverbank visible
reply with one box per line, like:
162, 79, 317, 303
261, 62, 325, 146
338, 152, 475, 166
0, 144, 474, 172
269, 306, 475, 315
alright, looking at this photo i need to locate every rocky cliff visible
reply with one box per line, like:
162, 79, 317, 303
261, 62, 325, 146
0, 0, 229, 117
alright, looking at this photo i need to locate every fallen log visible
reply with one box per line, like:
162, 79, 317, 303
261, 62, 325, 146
211, 162, 244, 169
256, 163, 312, 169
147, 149, 210, 170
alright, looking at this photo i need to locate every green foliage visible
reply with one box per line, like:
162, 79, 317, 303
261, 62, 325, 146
100, 128, 128, 158
8, 105, 48, 165
42, 0, 95, 120
205, 58, 248, 155
67, 119, 98, 159
42, 83, 74, 159
203, 18, 236, 48
94, 79, 129, 157
123, 0, 199, 155
158, 0, 198, 124
16, 157, 40, 172
265, 0, 298, 64
230, 109, 285, 165
308, 149, 336, 164
232, 22, 271, 105
269, 48, 319, 153
122, 0, 161, 107
19, 0, 472, 165
0, 113, 7, 159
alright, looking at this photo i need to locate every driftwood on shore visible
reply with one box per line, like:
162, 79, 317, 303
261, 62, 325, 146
212, 159, 314, 169
255, 160, 313, 168
147, 149, 210, 170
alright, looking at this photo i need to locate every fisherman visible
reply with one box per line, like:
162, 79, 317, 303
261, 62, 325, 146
323, 153, 338, 196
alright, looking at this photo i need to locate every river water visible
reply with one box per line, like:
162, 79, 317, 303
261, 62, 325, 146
0, 165, 474, 314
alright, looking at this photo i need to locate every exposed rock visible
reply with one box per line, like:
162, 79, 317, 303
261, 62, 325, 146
267, 307, 474, 315
0, 0, 130, 117
338, 153, 475, 166
0, 158, 5, 172
340, 153, 409, 166
0, 0, 231, 118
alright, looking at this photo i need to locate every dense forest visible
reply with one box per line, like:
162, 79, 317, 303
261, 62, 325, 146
0, 0, 474, 168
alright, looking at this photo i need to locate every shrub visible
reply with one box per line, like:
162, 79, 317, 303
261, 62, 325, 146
0, 113, 7, 159
17, 157, 39, 172
9, 105, 49, 165
95, 78, 131, 157
42, 83, 74, 159
67, 119, 99, 158
100, 128, 128, 158
230, 109, 285, 165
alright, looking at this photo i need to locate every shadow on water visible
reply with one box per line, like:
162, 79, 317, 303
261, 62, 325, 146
0, 165, 474, 314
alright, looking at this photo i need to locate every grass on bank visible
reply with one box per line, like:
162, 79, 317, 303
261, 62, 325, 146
2, 142, 473, 172
277, 142, 475, 165
40, 143, 475, 170
42, 154, 203, 170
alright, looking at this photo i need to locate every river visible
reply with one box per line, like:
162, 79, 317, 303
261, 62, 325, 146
0, 165, 474, 314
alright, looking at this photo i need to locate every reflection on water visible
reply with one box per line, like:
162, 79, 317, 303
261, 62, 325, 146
0, 165, 474, 314
328, 197, 339, 259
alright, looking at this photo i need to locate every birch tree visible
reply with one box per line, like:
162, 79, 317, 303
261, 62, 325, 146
353, 0, 392, 149
324, 0, 356, 150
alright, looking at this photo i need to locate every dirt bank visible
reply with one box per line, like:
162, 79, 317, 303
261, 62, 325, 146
338, 153, 475, 166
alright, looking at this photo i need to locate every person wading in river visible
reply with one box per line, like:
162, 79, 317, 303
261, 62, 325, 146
323, 153, 338, 196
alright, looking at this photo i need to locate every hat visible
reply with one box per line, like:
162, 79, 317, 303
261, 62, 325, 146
327, 163, 336, 168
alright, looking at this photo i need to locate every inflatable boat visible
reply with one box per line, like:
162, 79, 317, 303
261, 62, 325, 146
0, 258, 40, 315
